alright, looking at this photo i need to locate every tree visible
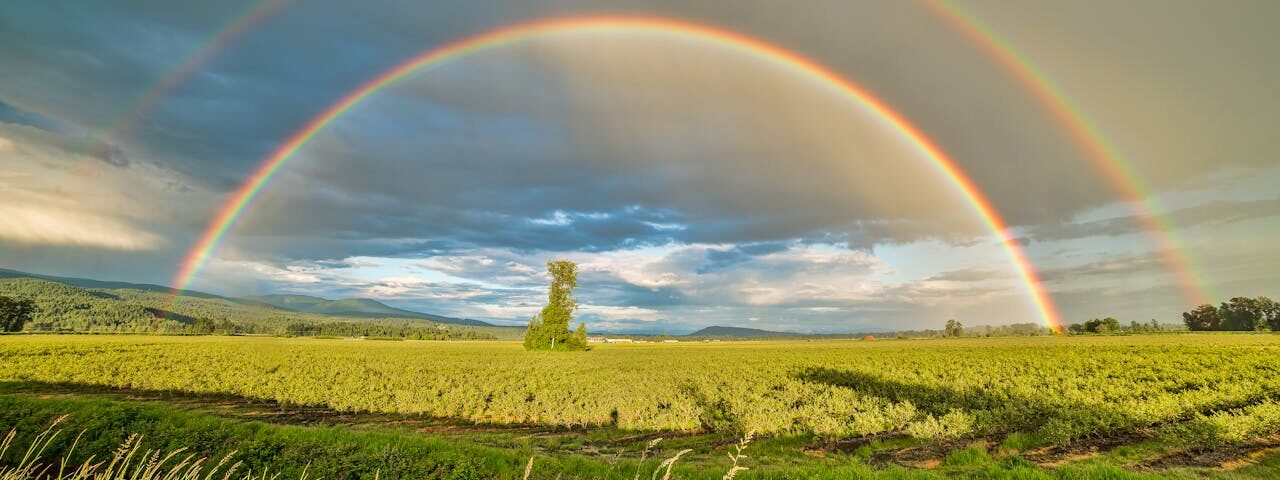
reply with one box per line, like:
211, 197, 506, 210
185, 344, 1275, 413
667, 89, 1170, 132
1220, 297, 1265, 331
944, 319, 964, 337
1183, 304, 1221, 331
0, 295, 37, 332
1079, 317, 1121, 334
192, 318, 217, 334
1258, 297, 1280, 331
523, 260, 586, 351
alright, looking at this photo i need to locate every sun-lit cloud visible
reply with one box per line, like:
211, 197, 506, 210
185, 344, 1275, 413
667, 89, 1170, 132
0, 202, 162, 250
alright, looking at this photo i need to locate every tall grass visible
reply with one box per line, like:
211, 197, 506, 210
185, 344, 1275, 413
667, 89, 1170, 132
4, 421, 754, 480
0, 417, 302, 480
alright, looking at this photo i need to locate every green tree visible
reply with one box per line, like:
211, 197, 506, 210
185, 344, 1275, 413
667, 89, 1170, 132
1258, 297, 1280, 331
944, 319, 963, 337
1182, 304, 1221, 331
1220, 297, 1265, 331
0, 295, 37, 332
192, 318, 217, 334
570, 322, 588, 349
524, 260, 585, 351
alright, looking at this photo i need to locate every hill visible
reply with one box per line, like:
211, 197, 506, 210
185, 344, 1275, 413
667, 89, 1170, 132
0, 268, 218, 298
241, 294, 492, 327
684, 325, 800, 338
0, 268, 519, 339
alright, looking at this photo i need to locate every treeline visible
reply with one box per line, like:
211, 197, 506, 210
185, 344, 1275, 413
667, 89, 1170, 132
1066, 317, 1174, 334
275, 321, 496, 340
901, 322, 1056, 339
0, 277, 505, 339
1182, 297, 1279, 331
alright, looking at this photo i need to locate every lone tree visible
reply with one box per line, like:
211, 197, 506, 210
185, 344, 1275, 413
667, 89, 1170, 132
524, 260, 588, 351
0, 295, 37, 332
944, 319, 963, 337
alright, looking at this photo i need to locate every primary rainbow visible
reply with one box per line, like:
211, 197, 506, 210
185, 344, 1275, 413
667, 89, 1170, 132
171, 15, 1064, 329
926, 0, 1214, 307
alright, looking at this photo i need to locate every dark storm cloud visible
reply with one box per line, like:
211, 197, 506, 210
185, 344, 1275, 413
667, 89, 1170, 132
0, 101, 70, 133
2, 0, 1277, 330
1030, 197, 1280, 242
6, 0, 1274, 254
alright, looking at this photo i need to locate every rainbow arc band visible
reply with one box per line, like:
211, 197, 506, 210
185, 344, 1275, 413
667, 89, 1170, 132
170, 15, 1064, 330
927, 0, 1213, 307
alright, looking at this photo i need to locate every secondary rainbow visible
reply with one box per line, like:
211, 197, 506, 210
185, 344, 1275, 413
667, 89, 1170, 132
171, 15, 1064, 329
73, 0, 290, 173
926, 0, 1214, 306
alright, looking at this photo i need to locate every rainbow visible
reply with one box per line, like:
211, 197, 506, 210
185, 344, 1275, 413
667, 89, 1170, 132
926, 0, 1214, 307
73, 0, 290, 173
171, 15, 1064, 329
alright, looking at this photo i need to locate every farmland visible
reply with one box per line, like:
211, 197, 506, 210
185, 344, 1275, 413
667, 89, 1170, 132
3, 334, 1280, 478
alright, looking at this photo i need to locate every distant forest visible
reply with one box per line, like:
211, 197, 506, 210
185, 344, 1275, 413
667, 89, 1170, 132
0, 277, 517, 339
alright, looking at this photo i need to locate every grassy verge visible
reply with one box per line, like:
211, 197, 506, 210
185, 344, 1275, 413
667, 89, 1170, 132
1, 393, 1279, 479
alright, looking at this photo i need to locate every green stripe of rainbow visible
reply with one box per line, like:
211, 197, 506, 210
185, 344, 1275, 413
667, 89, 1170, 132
926, 0, 1214, 306
170, 15, 1064, 329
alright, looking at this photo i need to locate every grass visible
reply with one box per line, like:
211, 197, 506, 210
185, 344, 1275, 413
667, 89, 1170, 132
4, 335, 1280, 478
2, 394, 1280, 478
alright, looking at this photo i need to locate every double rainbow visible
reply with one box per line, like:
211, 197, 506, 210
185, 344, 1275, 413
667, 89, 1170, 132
169, 15, 1064, 329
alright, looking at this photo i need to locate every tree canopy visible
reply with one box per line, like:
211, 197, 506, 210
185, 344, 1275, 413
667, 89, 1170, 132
0, 294, 37, 332
524, 260, 588, 351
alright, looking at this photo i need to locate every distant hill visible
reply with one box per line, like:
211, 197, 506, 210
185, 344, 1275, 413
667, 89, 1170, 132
0, 268, 219, 298
241, 294, 493, 327
0, 268, 516, 337
684, 325, 800, 338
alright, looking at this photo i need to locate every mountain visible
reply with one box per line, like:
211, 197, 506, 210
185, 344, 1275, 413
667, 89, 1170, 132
240, 294, 493, 327
684, 325, 800, 338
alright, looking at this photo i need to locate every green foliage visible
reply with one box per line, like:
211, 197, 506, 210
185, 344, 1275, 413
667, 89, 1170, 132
0, 278, 506, 340
523, 260, 586, 351
1220, 297, 1268, 331
1182, 297, 1280, 332
5, 334, 1280, 450
1182, 304, 1221, 331
0, 294, 37, 332
943, 319, 963, 338
1068, 317, 1122, 334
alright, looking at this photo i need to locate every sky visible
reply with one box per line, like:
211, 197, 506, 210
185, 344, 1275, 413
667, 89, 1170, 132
0, 0, 1276, 333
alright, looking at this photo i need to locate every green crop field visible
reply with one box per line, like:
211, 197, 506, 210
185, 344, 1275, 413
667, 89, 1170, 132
2, 334, 1280, 478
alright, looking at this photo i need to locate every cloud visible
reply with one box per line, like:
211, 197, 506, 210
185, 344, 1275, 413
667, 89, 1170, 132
0, 202, 162, 250
1031, 197, 1280, 242
0, 1, 1276, 331
925, 268, 1006, 283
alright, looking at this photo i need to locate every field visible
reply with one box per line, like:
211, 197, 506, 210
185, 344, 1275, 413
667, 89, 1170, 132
2, 334, 1280, 478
